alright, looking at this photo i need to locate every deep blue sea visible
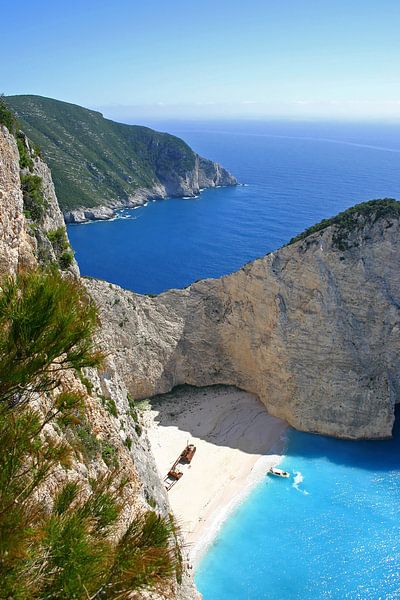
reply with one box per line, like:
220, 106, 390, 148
68, 121, 400, 599
67, 120, 400, 295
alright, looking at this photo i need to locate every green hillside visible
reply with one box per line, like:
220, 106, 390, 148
6, 95, 199, 211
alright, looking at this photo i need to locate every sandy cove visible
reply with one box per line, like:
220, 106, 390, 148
143, 385, 287, 565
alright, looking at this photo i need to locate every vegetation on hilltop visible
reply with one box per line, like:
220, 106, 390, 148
288, 198, 400, 250
0, 94, 17, 134
0, 270, 181, 598
6, 94, 198, 211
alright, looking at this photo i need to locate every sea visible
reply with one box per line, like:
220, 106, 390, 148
67, 120, 400, 599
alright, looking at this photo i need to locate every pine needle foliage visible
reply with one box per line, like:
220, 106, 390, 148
0, 403, 72, 599
0, 269, 103, 407
0, 402, 180, 599
0, 269, 181, 598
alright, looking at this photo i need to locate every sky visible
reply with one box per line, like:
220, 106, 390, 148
2, 0, 400, 121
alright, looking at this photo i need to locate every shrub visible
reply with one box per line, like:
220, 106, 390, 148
74, 418, 102, 462
101, 442, 118, 468
0, 95, 17, 134
124, 436, 132, 450
16, 132, 34, 170
21, 173, 46, 221
47, 228, 74, 270
0, 269, 103, 408
59, 250, 74, 269
0, 269, 180, 598
100, 395, 118, 418
47, 227, 69, 253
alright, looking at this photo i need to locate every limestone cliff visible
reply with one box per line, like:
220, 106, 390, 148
6, 94, 236, 224
0, 123, 200, 599
63, 156, 236, 223
86, 202, 400, 440
63, 151, 236, 223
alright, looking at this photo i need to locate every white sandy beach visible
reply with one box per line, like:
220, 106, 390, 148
143, 385, 287, 564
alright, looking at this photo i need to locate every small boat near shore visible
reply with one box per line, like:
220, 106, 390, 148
164, 443, 196, 491
268, 467, 290, 478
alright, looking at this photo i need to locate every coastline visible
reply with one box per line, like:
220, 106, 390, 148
143, 385, 287, 567
63, 181, 241, 224
190, 446, 286, 566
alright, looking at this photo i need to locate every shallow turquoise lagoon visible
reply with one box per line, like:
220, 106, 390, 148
67, 121, 400, 598
195, 417, 400, 600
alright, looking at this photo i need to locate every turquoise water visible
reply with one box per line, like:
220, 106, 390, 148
67, 121, 400, 598
67, 121, 400, 295
196, 417, 400, 600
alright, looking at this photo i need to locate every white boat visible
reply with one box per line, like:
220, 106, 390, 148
268, 467, 290, 478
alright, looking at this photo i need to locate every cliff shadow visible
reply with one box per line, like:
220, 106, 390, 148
282, 407, 400, 472
147, 385, 400, 472
147, 384, 287, 456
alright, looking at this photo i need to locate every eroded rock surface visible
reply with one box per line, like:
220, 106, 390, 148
87, 210, 400, 440
0, 124, 200, 600
0, 125, 36, 273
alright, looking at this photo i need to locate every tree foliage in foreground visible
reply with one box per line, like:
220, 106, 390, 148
0, 269, 103, 407
0, 402, 180, 599
0, 270, 181, 599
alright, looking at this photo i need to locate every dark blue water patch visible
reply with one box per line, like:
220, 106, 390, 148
67, 121, 400, 294
195, 409, 400, 600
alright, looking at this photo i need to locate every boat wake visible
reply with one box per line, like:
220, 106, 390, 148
292, 471, 309, 495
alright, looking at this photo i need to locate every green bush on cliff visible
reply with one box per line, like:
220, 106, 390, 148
21, 174, 46, 221
16, 132, 34, 170
288, 198, 400, 250
47, 227, 74, 270
0, 269, 103, 408
0, 94, 17, 134
47, 227, 69, 253
0, 269, 181, 599
59, 250, 74, 269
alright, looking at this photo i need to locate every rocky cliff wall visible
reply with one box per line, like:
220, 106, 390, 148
64, 155, 236, 223
0, 124, 200, 600
0, 126, 36, 273
86, 208, 400, 440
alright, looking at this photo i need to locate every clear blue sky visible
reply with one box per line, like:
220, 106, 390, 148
2, 0, 400, 120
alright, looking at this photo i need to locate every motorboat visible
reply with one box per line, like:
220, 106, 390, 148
268, 467, 290, 478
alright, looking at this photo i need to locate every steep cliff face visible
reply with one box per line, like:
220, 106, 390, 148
86, 205, 400, 440
0, 126, 36, 273
0, 124, 200, 600
6, 94, 236, 223
64, 152, 236, 223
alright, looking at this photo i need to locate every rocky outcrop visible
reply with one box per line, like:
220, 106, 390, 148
86, 206, 400, 440
64, 206, 116, 224
64, 157, 236, 223
7, 95, 236, 225
157, 154, 236, 199
0, 126, 36, 273
0, 123, 200, 600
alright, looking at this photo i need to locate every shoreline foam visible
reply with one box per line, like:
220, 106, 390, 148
191, 445, 286, 566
